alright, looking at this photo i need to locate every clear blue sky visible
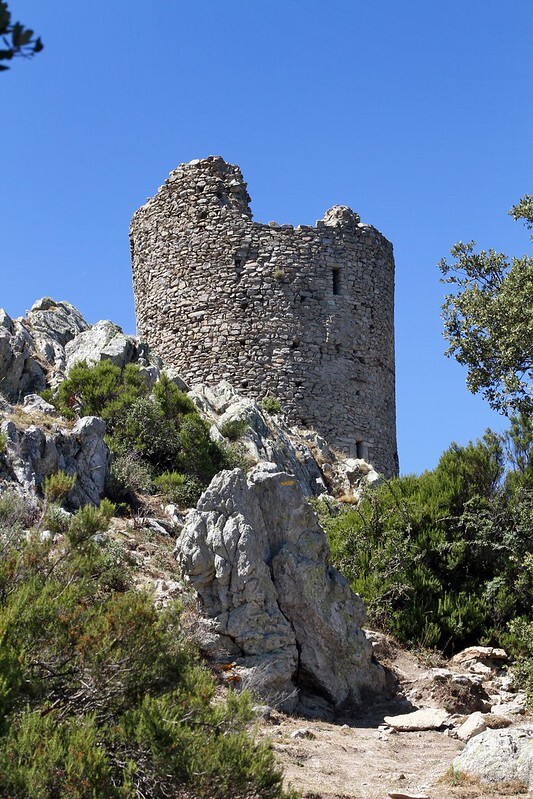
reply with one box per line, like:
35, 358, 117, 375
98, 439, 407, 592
2, 1, 532, 474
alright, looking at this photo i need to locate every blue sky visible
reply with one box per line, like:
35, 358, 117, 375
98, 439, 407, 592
2, 0, 532, 474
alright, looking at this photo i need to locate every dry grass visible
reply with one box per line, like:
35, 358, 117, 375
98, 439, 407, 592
440, 768, 528, 796
8, 406, 74, 432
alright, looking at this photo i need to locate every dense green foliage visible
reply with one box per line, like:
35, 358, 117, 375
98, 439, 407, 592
439, 195, 533, 415
0, 1, 43, 71
0, 491, 293, 799
54, 363, 234, 506
319, 430, 533, 662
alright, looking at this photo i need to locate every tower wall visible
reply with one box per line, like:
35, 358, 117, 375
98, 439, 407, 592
130, 156, 398, 476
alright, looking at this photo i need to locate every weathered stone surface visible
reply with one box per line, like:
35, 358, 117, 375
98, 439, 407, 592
0, 413, 110, 508
175, 463, 387, 713
190, 381, 326, 497
383, 708, 452, 731
131, 156, 398, 477
453, 726, 533, 789
0, 298, 89, 400
65, 320, 135, 371
419, 668, 491, 714
0, 309, 13, 332
456, 711, 487, 742
451, 646, 508, 669
22, 394, 58, 415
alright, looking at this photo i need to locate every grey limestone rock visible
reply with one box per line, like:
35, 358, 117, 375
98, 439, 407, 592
175, 463, 387, 713
1, 414, 110, 508
190, 381, 326, 497
383, 708, 452, 731
65, 320, 135, 372
453, 726, 533, 790
0, 298, 88, 400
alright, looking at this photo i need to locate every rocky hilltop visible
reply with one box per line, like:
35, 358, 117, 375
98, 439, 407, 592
0, 297, 388, 717
0, 298, 530, 796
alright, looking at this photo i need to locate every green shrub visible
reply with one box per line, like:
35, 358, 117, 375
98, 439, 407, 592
112, 397, 181, 470
67, 498, 115, 547
261, 395, 281, 414
319, 433, 532, 653
43, 470, 76, 504
153, 372, 197, 418
55, 360, 149, 428
106, 452, 154, 503
177, 413, 230, 483
0, 497, 293, 799
507, 616, 533, 706
50, 361, 242, 507
219, 418, 249, 441
41, 503, 71, 535
0, 489, 32, 531
154, 471, 203, 508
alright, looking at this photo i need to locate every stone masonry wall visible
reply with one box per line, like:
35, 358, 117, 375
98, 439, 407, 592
130, 156, 398, 476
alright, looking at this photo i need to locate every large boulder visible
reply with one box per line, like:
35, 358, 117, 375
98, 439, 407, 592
65, 320, 135, 372
175, 463, 387, 714
452, 726, 533, 790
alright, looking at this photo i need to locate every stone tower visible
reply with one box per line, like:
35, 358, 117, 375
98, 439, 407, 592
130, 156, 398, 476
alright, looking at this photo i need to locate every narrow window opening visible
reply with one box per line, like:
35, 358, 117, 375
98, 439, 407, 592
291, 339, 300, 350
356, 441, 369, 460
235, 258, 242, 268
332, 268, 341, 296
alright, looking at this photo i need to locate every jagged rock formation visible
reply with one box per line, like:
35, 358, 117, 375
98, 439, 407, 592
0, 299, 381, 504
176, 463, 388, 715
1, 398, 110, 507
131, 156, 398, 477
189, 381, 326, 497
0, 297, 162, 401
0, 298, 88, 399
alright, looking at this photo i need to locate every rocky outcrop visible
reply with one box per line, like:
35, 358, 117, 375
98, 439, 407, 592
1, 409, 110, 507
190, 381, 327, 497
1, 298, 384, 509
175, 463, 388, 714
0, 298, 163, 401
0, 298, 88, 400
453, 726, 533, 790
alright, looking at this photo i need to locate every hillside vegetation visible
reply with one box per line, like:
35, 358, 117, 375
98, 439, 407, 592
0, 483, 295, 799
318, 422, 533, 702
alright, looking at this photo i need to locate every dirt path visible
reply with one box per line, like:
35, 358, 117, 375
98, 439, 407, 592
258, 706, 528, 799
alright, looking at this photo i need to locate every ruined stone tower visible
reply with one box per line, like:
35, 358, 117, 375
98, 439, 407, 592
130, 156, 398, 476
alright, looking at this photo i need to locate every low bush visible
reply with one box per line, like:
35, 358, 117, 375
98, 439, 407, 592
0, 497, 294, 799
507, 616, 533, 706
106, 452, 154, 503
49, 361, 234, 505
43, 470, 76, 504
219, 418, 249, 441
153, 471, 203, 508
319, 433, 533, 653
262, 395, 281, 415
55, 360, 150, 427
